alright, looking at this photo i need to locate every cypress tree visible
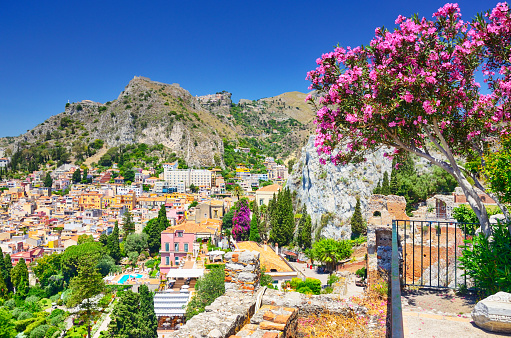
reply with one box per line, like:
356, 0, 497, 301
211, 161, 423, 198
109, 290, 141, 337
99, 233, 108, 247
139, 285, 158, 338
4, 254, 13, 292
297, 207, 312, 249
44, 172, 53, 188
122, 211, 135, 236
351, 197, 366, 237
373, 180, 381, 194
143, 218, 161, 256
249, 202, 261, 242
381, 171, 390, 195
72, 169, 81, 184
108, 223, 122, 264
157, 204, 170, 232
390, 170, 399, 195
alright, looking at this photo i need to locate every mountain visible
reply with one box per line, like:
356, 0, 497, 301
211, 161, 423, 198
0, 77, 316, 167
286, 136, 392, 240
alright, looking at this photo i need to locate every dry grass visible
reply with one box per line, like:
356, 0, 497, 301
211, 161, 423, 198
297, 278, 388, 338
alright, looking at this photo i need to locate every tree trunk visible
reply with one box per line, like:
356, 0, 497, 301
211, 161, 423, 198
452, 171, 491, 236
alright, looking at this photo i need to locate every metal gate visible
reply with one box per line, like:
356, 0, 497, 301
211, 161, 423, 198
393, 220, 478, 289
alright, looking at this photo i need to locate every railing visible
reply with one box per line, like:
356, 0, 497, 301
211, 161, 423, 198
395, 220, 477, 289
390, 220, 404, 338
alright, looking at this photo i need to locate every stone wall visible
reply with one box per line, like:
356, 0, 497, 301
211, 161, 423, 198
224, 250, 261, 293
164, 292, 257, 338
367, 225, 401, 287
365, 194, 408, 226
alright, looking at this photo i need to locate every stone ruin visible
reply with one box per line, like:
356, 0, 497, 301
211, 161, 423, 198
224, 250, 261, 293
165, 251, 367, 338
365, 195, 406, 287
365, 194, 409, 226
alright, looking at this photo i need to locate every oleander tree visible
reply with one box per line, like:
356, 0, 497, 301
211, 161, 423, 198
232, 199, 251, 241
306, 3, 511, 236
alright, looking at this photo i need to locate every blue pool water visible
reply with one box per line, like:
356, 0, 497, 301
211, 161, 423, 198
118, 274, 143, 284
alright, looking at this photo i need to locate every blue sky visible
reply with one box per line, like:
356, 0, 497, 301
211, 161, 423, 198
0, 0, 495, 137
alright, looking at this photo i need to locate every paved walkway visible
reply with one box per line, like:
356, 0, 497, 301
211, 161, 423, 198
93, 312, 111, 338
403, 312, 511, 337
289, 262, 329, 284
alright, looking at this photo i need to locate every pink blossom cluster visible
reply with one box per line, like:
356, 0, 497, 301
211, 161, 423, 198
231, 199, 251, 241
306, 2, 511, 164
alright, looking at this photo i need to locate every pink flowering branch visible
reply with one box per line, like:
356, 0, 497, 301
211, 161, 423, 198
307, 2, 511, 235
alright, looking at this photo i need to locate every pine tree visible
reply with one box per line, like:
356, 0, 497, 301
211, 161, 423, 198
139, 285, 158, 338
373, 180, 381, 194
68, 256, 105, 338
381, 171, 390, 195
351, 197, 366, 237
0, 248, 7, 290
122, 211, 135, 236
44, 172, 53, 188
4, 254, 13, 293
72, 169, 81, 184
108, 223, 122, 264
249, 202, 261, 242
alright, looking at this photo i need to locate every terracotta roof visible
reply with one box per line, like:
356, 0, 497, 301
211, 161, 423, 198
256, 184, 282, 192
235, 241, 293, 273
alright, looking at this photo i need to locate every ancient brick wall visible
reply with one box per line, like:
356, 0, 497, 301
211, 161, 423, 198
224, 250, 261, 293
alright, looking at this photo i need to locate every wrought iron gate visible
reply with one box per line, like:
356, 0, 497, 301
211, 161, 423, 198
393, 220, 478, 289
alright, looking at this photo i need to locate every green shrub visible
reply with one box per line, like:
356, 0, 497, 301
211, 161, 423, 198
303, 278, 322, 295
297, 286, 313, 294
355, 267, 367, 280
459, 221, 511, 296
11, 307, 23, 319
15, 317, 38, 332
204, 263, 224, 269
44, 326, 59, 338
49, 308, 64, 319
49, 294, 60, 302
321, 286, 334, 294
289, 278, 303, 290
29, 324, 49, 338
50, 314, 63, 326
18, 311, 33, 321
327, 274, 340, 285
4, 299, 15, 309
24, 318, 47, 335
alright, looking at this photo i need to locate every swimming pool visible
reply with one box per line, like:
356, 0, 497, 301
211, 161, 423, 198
118, 274, 143, 284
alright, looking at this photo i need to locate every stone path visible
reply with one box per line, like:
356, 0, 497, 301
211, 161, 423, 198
403, 311, 511, 337
92, 312, 111, 338
402, 289, 511, 337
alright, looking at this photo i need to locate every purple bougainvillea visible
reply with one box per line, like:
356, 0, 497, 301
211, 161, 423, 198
232, 199, 251, 241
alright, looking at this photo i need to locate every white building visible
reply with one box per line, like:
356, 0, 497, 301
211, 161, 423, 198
164, 168, 212, 192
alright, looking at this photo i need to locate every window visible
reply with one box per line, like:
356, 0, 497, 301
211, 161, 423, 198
175, 243, 179, 252
259, 199, 264, 206
177, 232, 183, 237
184, 243, 189, 252
165, 256, 169, 265
165, 242, 169, 251
214, 210, 218, 218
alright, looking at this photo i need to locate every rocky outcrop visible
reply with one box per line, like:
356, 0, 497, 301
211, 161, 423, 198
472, 292, 511, 333
287, 136, 392, 240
